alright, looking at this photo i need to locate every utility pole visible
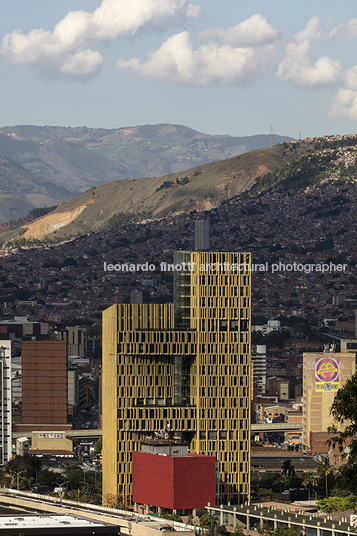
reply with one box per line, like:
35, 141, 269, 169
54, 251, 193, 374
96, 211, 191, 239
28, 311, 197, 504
16, 471, 25, 490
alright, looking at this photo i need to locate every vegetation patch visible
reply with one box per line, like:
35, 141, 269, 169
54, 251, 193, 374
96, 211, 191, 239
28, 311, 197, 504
156, 180, 175, 192
107, 212, 136, 228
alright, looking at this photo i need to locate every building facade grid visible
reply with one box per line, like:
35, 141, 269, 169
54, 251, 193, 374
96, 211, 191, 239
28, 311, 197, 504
102, 251, 251, 505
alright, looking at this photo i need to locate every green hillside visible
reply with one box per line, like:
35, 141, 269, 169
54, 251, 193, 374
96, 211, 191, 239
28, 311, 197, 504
4, 134, 356, 247
0, 142, 293, 244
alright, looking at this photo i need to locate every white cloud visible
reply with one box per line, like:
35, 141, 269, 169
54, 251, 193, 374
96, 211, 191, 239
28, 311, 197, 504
117, 15, 279, 86
344, 65, 357, 91
329, 65, 357, 120
198, 14, 280, 47
329, 89, 357, 120
0, 0, 201, 80
277, 16, 340, 88
60, 50, 104, 79
295, 15, 321, 42
330, 18, 357, 39
185, 3, 203, 19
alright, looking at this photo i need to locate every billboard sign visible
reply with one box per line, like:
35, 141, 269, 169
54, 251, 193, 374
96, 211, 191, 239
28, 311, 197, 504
38, 433, 64, 439
315, 357, 339, 392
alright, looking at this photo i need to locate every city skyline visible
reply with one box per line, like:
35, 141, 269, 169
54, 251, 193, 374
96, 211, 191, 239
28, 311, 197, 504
1, 1, 357, 139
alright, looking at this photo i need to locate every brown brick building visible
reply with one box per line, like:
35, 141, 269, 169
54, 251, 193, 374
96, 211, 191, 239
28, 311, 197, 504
17, 340, 71, 433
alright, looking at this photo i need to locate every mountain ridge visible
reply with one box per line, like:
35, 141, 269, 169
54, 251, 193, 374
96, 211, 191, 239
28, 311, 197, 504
0, 155, 72, 222
0, 123, 293, 225
3, 133, 357, 248
0, 141, 302, 245
0, 123, 293, 181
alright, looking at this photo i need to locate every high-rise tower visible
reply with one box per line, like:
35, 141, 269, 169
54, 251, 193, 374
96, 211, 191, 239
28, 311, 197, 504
0, 341, 11, 466
303, 348, 355, 448
102, 251, 251, 505
195, 220, 209, 251
20, 341, 70, 433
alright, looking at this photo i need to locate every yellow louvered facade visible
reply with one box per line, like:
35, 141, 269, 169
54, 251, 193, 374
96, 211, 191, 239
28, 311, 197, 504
102, 251, 251, 505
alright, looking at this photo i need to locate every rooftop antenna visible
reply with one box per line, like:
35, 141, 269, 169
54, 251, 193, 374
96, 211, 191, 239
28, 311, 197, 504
270, 125, 274, 148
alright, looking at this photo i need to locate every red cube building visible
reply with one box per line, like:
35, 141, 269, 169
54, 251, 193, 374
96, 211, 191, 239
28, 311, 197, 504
133, 451, 216, 510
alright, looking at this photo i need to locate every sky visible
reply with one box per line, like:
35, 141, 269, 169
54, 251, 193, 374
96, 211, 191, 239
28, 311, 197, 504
1, 0, 357, 139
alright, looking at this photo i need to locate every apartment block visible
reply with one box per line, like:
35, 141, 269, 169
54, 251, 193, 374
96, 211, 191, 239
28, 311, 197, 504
19, 340, 71, 433
57, 326, 86, 357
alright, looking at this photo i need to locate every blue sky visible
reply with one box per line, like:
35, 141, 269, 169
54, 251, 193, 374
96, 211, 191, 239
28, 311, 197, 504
1, 0, 357, 139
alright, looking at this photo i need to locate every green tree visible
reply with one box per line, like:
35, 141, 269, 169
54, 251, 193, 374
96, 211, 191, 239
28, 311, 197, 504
6, 454, 62, 490
217, 525, 228, 536
316, 494, 357, 513
301, 471, 318, 502
94, 438, 102, 455
256, 487, 275, 501
328, 373, 357, 491
64, 467, 85, 490
199, 513, 219, 535
259, 472, 282, 491
37, 467, 60, 487
258, 526, 302, 536
232, 527, 245, 536
160, 512, 182, 522
6, 454, 42, 478
317, 458, 337, 498
274, 528, 302, 536
281, 459, 295, 476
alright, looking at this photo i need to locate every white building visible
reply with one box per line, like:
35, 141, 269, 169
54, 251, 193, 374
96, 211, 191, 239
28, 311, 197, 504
252, 319, 281, 334
251, 344, 267, 394
0, 341, 12, 465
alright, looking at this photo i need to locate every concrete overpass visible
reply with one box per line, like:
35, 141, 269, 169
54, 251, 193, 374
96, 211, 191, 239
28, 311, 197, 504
13, 429, 102, 440
0, 489, 195, 536
13, 425, 301, 439
207, 503, 352, 536
251, 423, 302, 432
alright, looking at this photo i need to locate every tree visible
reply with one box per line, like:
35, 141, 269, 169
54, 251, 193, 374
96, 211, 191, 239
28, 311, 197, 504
328, 373, 357, 491
103, 492, 130, 509
316, 494, 357, 513
317, 458, 337, 498
258, 527, 302, 536
6, 454, 45, 489
6, 454, 42, 478
65, 467, 86, 490
161, 512, 183, 522
301, 471, 318, 502
273, 528, 302, 536
232, 527, 245, 536
256, 487, 275, 501
94, 438, 102, 455
281, 459, 295, 476
5, 454, 64, 490
199, 513, 219, 535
